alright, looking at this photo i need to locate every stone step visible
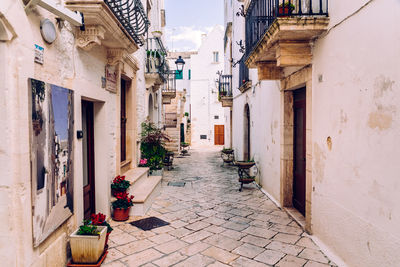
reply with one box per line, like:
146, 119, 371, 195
129, 175, 162, 216
122, 167, 149, 187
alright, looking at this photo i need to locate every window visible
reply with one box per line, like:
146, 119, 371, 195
200, 135, 207, 139
175, 70, 183, 80
214, 115, 219, 119
188, 69, 191, 80
213, 52, 219, 63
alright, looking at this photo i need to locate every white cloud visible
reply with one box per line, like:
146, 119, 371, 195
165, 26, 217, 52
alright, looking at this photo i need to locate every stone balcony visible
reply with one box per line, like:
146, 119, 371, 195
218, 75, 233, 107
244, 0, 329, 80
65, 0, 149, 56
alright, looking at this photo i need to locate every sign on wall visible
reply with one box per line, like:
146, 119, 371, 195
34, 44, 44, 64
105, 65, 117, 93
29, 78, 74, 246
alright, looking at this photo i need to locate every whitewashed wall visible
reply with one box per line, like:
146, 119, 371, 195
311, 0, 400, 266
190, 26, 227, 146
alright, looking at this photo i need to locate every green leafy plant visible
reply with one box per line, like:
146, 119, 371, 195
77, 220, 100, 236
111, 175, 130, 192
112, 192, 134, 209
140, 122, 169, 170
184, 112, 189, 117
279, 2, 295, 10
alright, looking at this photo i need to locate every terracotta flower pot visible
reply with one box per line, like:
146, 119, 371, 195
105, 232, 110, 249
113, 207, 130, 221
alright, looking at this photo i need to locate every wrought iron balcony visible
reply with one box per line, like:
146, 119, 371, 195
104, 0, 150, 46
218, 75, 233, 107
145, 37, 167, 88
245, 0, 329, 70
66, 0, 150, 53
162, 71, 177, 104
239, 56, 251, 92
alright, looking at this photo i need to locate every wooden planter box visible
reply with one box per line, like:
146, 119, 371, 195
70, 226, 107, 264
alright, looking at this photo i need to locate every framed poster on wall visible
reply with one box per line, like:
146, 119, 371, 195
28, 78, 74, 246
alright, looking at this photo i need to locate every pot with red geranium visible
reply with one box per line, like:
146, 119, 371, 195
90, 213, 113, 249
112, 192, 134, 221
278, 2, 295, 16
111, 175, 130, 196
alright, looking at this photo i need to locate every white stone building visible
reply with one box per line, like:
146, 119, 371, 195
191, 26, 228, 147
224, 0, 400, 266
0, 0, 166, 265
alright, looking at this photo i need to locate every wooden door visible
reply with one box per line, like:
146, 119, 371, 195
293, 88, 306, 216
214, 125, 225, 145
82, 100, 95, 220
121, 79, 127, 162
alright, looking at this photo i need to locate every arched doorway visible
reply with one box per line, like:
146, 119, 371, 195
148, 94, 154, 123
243, 104, 250, 161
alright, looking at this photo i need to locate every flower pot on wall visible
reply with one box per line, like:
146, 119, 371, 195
70, 226, 107, 264
113, 207, 131, 221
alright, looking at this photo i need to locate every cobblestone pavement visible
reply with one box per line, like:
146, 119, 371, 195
105, 148, 337, 267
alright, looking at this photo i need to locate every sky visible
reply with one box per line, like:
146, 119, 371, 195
51, 85, 70, 141
164, 0, 224, 52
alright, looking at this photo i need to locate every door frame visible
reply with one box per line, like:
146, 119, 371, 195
82, 100, 95, 220
280, 66, 313, 233
293, 87, 306, 216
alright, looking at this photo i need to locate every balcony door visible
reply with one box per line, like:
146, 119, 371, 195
293, 88, 306, 216
82, 100, 95, 220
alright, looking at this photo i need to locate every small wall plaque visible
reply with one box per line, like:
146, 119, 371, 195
105, 65, 117, 93
34, 44, 44, 64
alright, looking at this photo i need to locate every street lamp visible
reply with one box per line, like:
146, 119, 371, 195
175, 56, 185, 73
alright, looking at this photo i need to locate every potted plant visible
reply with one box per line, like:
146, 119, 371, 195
90, 213, 113, 249
70, 221, 107, 263
112, 192, 134, 221
140, 122, 170, 175
111, 175, 130, 196
181, 142, 190, 148
235, 158, 256, 169
221, 148, 234, 154
278, 2, 295, 15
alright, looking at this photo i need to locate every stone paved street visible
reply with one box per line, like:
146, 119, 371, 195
105, 148, 337, 267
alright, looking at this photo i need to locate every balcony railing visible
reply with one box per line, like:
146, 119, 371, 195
104, 0, 150, 46
162, 71, 176, 95
245, 0, 328, 58
239, 56, 250, 89
219, 75, 233, 98
146, 37, 167, 79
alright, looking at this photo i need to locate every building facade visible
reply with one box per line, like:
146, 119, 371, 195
0, 0, 167, 265
191, 26, 228, 147
223, 0, 400, 266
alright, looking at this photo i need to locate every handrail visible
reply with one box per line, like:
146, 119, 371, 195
245, 0, 328, 58
146, 37, 167, 77
104, 0, 150, 46
219, 75, 233, 97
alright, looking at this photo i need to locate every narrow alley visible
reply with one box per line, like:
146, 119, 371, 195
105, 148, 336, 267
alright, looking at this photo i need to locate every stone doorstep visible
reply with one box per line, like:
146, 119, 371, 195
123, 167, 150, 187
129, 176, 162, 216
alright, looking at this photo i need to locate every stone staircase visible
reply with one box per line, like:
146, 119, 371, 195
120, 167, 162, 216
164, 127, 180, 153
